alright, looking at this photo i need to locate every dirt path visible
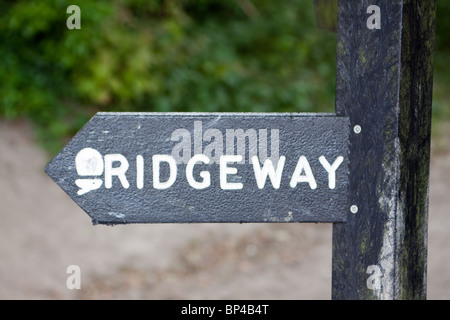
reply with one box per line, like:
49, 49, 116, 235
0, 119, 448, 299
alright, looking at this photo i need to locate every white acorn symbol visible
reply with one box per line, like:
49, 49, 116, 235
75, 148, 103, 195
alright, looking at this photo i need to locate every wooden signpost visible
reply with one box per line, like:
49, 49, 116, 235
331, 0, 436, 300
45, 0, 437, 299
45, 113, 350, 224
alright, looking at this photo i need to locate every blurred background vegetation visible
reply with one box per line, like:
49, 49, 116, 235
0, 0, 449, 155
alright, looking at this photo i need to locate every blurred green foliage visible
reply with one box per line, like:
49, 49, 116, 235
0, 0, 449, 154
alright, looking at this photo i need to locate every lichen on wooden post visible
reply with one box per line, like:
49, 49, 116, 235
332, 0, 436, 300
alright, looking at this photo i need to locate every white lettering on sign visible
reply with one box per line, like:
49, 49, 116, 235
290, 156, 317, 190
319, 156, 344, 189
104, 154, 130, 189
251, 156, 286, 189
152, 154, 177, 189
220, 155, 244, 190
74, 149, 344, 195
136, 155, 144, 189
186, 154, 211, 190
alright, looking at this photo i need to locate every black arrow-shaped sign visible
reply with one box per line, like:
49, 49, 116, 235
45, 112, 350, 225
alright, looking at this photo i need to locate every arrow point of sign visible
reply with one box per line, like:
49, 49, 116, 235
44, 113, 106, 224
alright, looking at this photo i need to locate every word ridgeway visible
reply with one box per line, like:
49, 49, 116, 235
75, 147, 344, 195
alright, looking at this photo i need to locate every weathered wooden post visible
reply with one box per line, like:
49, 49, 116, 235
332, 0, 436, 299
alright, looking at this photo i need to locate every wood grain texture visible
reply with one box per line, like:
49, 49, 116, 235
332, 0, 436, 300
